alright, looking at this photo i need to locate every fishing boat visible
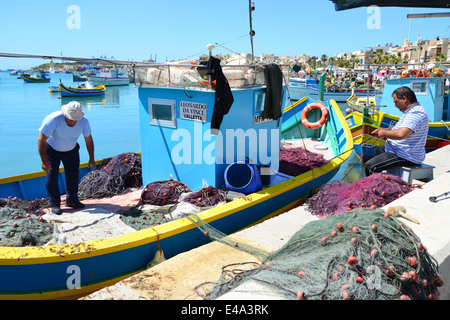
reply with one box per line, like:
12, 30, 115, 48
72, 73, 88, 82
21, 73, 51, 83
345, 71, 450, 158
48, 85, 60, 93
87, 68, 129, 86
59, 81, 105, 97
289, 77, 379, 102
0, 56, 352, 299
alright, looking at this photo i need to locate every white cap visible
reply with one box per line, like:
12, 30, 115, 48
61, 101, 84, 121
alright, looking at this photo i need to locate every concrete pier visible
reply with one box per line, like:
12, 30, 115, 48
81, 145, 450, 300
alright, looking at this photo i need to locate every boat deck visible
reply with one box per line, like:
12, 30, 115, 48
40, 138, 332, 245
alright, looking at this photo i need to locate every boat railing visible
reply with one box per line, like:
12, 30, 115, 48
134, 63, 289, 89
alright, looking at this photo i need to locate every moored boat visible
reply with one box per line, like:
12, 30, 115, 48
0, 56, 353, 299
87, 68, 129, 86
21, 73, 51, 83
59, 81, 105, 97
72, 73, 88, 82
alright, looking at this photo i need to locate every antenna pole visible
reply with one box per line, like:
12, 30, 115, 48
249, 1, 255, 63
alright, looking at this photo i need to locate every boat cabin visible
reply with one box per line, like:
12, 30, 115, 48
137, 60, 287, 191
379, 76, 450, 121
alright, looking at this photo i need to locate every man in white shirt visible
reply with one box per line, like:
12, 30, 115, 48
38, 101, 95, 214
365, 86, 429, 176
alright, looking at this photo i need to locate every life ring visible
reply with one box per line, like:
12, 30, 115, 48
301, 102, 328, 129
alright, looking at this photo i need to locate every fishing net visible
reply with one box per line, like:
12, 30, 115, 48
78, 152, 142, 199
279, 147, 329, 177
197, 208, 442, 300
137, 180, 191, 206
0, 207, 53, 247
121, 183, 226, 230
0, 196, 49, 213
306, 172, 413, 218
182, 186, 226, 207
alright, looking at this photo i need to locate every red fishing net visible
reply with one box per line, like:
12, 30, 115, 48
306, 172, 414, 218
138, 180, 191, 206
279, 147, 329, 177
182, 186, 226, 207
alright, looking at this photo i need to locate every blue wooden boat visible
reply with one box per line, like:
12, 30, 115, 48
0, 61, 352, 299
21, 73, 51, 83
289, 76, 379, 102
59, 81, 105, 97
345, 73, 450, 158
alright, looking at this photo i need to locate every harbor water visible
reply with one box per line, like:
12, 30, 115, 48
0, 71, 140, 178
0, 71, 364, 183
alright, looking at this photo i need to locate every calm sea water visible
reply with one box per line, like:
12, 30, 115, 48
0, 71, 363, 182
0, 71, 140, 178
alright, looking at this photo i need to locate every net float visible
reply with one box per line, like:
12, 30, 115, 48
408, 257, 418, 268
347, 256, 358, 266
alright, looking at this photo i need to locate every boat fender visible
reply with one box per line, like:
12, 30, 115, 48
301, 102, 328, 129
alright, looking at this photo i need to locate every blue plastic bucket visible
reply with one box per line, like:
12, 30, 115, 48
224, 161, 262, 194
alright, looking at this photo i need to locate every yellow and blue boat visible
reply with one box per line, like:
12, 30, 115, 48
59, 81, 105, 97
21, 73, 51, 83
0, 61, 352, 300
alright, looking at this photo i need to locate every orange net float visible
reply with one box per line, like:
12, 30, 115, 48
301, 102, 329, 129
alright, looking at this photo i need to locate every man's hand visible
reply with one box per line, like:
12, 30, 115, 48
41, 161, 51, 173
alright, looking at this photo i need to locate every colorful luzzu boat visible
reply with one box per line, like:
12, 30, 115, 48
59, 81, 105, 97
0, 57, 352, 299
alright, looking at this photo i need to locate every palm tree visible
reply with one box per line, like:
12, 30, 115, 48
371, 49, 386, 64
321, 54, 328, 67
348, 54, 358, 68
436, 53, 447, 62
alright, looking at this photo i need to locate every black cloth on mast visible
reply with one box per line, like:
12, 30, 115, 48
263, 63, 283, 121
206, 56, 234, 133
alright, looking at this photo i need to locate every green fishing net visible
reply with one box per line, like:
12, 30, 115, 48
195, 208, 442, 300
0, 207, 53, 247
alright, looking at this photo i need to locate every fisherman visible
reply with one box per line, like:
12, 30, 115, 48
37, 101, 95, 214
364, 86, 428, 176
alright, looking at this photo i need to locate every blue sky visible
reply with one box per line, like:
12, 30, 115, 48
1, 0, 449, 69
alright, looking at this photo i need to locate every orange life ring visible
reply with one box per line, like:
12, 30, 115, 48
301, 102, 328, 129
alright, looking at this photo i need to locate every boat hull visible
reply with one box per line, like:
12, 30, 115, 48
59, 83, 105, 97
21, 74, 50, 83
87, 75, 129, 86
288, 84, 378, 102
0, 96, 352, 299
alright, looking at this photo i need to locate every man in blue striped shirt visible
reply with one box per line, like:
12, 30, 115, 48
365, 86, 429, 176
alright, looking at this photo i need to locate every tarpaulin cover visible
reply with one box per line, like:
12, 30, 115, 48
330, 0, 450, 11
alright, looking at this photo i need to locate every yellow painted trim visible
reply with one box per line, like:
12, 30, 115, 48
283, 96, 308, 113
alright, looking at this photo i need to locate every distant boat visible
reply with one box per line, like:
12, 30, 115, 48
87, 68, 129, 86
21, 73, 50, 83
48, 85, 60, 93
59, 81, 105, 97
288, 76, 380, 102
72, 73, 88, 82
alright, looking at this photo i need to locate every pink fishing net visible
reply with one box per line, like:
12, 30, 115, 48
279, 147, 329, 177
306, 172, 414, 218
